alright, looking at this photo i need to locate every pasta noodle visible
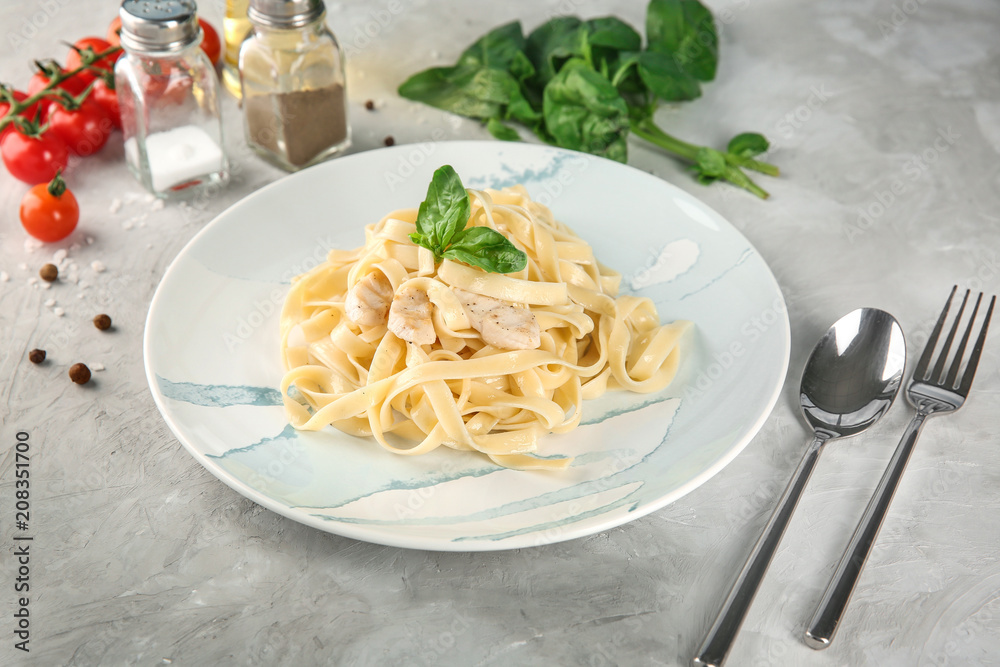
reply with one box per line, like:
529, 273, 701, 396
279, 184, 691, 470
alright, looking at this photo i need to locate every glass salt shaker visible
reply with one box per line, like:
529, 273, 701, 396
240, 0, 350, 171
115, 0, 229, 197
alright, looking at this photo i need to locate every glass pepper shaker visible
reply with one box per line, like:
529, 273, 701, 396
115, 0, 229, 197
240, 0, 350, 171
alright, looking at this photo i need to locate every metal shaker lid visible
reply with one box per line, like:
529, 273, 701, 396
119, 0, 201, 54
248, 0, 325, 29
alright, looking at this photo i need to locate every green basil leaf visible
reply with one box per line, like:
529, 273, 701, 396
636, 50, 701, 102
457, 21, 527, 70
526, 17, 587, 87
542, 60, 630, 162
443, 226, 528, 274
727, 132, 770, 158
414, 165, 471, 253
646, 0, 718, 82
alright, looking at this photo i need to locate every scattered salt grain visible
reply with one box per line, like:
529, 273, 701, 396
0, 271, 9, 282
24, 238, 42, 252
44, 298, 55, 307
86, 236, 95, 245
53, 248, 68, 263
78, 281, 88, 289
18, 263, 28, 270
54, 307, 65, 317
144, 193, 156, 204
70, 243, 80, 251
151, 199, 165, 211
109, 198, 123, 214
41, 282, 51, 290
92, 363, 105, 372
91, 261, 106, 273
27, 277, 37, 286
123, 219, 134, 230
77, 293, 85, 299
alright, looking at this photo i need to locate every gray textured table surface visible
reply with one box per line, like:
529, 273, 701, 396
2, 0, 999, 665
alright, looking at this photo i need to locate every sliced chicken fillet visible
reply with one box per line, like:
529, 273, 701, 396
345, 271, 393, 326
454, 288, 540, 350
388, 285, 436, 345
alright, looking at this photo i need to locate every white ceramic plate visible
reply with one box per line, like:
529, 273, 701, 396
144, 141, 790, 551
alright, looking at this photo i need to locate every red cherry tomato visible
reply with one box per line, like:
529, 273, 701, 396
66, 37, 119, 86
20, 172, 79, 243
46, 98, 112, 156
90, 79, 121, 129
107, 16, 220, 64
1, 90, 44, 138
198, 19, 222, 66
1, 128, 70, 184
107, 17, 122, 46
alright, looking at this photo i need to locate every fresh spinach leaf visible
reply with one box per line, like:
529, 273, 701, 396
727, 132, 769, 158
526, 17, 587, 87
646, 0, 718, 82
457, 21, 527, 70
585, 17, 642, 80
636, 50, 701, 102
443, 226, 528, 274
413, 165, 471, 257
585, 17, 642, 51
543, 60, 630, 162
487, 118, 521, 141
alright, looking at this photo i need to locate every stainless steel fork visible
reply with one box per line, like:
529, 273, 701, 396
804, 286, 996, 649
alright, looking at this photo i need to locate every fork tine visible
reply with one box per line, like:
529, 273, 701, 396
932, 289, 970, 383
945, 293, 982, 388
957, 294, 996, 396
915, 285, 956, 381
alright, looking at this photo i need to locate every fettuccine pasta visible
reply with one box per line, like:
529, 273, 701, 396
280, 184, 690, 470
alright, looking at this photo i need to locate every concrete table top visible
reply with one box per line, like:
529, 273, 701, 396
2, 0, 998, 665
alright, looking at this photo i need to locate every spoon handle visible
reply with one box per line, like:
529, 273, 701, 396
693, 435, 828, 667
804, 412, 928, 649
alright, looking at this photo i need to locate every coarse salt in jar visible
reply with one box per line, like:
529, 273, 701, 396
115, 0, 229, 197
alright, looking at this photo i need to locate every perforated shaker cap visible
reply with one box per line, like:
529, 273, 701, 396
248, 0, 325, 29
119, 0, 201, 54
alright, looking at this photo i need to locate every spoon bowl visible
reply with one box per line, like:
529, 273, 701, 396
800, 308, 907, 439
693, 308, 905, 667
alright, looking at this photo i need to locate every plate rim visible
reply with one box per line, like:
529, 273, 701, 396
143, 140, 791, 551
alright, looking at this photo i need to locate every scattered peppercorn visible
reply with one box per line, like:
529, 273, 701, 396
384, 136, 395, 146
39, 263, 58, 282
28, 349, 46, 364
69, 362, 91, 385
365, 99, 375, 110
93, 313, 112, 331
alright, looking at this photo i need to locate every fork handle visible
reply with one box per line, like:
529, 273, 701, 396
804, 411, 928, 649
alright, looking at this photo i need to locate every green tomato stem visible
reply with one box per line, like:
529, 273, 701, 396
0, 45, 121, 133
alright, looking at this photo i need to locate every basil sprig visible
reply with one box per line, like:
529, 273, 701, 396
399, 0, 779, 199
410, 166, 528, 274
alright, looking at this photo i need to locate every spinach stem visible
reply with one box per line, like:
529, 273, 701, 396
630, 118, 772, 199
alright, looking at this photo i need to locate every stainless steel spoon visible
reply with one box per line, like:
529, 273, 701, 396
692, 308, 906, 667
